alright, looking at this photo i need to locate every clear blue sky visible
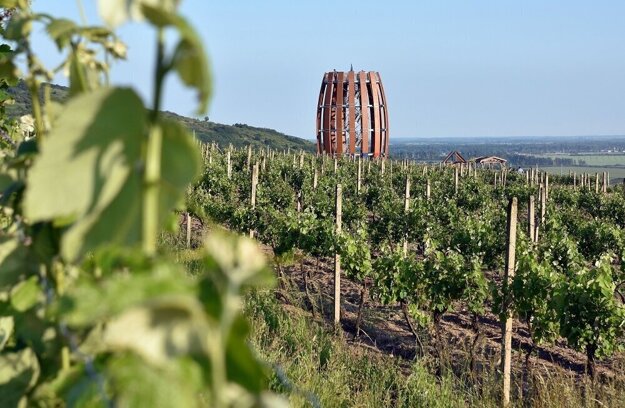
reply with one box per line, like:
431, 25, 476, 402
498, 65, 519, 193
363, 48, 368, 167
30, 0, 625, 139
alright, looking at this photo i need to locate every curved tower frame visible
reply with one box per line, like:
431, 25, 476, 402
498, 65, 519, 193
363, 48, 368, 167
316, 69, 389, 158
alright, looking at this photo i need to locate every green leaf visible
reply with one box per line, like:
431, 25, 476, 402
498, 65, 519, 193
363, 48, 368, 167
46, 18, 78, 50
102, 296, 210, 366
0, 348, 40, 407
33, 365, 105, 408
24, 87, 202, 261
225, 315, 268, 392
159, 117, 203, 214
98, 0, 179, 28
172, 38, 212, 114
57, 263, 195, 326
204, 231, 273, 289
10, 276, 42, 312
0, 237, 37, 291
0, 0, 20, 7
24, 87, 146, 261
106, 354, 203, 408
0, 173, 14, 192
68, 46, 101, 95
0, 316, 13, 350
0, 0, 27, 8
4, 14, 32, 41
141, 4, 212, 114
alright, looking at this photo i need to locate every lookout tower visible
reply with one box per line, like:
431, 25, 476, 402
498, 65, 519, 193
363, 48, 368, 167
316, 68, 389, 158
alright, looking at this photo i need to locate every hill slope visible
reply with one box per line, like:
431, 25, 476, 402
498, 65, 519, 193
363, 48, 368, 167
6, 81, 315, 152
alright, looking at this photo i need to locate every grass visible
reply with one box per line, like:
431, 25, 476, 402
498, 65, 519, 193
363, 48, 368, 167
244, 289, 625, 407
245, 289, 493, 407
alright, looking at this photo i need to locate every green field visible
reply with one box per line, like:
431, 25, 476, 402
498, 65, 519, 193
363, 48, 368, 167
536, 153, 625, 166
541, 165, 625, 184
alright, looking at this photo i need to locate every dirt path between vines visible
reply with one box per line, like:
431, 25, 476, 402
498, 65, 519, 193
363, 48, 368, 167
273, 254, 625, 384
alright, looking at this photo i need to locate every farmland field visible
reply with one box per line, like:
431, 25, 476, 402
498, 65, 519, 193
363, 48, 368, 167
535, 153, 625, 166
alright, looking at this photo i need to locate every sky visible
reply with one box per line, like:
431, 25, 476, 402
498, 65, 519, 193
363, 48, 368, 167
28, 0, 625, 139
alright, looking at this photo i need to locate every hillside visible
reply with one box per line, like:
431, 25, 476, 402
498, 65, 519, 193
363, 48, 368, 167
6, 81, 315, 152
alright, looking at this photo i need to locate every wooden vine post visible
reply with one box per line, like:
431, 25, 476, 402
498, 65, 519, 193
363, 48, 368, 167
226, 151, 232, 179
403, 175, 410, 255
502, 197, 518, 408
246, 145, 252, 171
540, 185, 546, 226
528, 195, 535, 243
334, 184, 343, 326
426, 179, 431, 201
595, 173, 600, 194
313, 168, 318, 190
357, 158, 362, 195
186, 211, 191, 249
454, 166, 459, 195
249, 163, 258, 238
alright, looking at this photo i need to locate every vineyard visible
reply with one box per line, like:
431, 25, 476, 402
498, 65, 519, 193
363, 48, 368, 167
1, 0, 624, 407
186, 145, 625, 405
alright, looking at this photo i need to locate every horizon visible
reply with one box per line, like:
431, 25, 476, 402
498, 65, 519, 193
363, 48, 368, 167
27, 1, 625, 140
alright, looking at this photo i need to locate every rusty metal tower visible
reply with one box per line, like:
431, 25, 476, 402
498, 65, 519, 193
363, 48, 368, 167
316, 68, 389, 158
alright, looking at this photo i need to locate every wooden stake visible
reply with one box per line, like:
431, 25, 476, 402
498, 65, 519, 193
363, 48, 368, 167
313, 168, 318, 189
226, 151, 232, 179
540, 185, 546, 226
334, 184, 342, 326
357, 158, 362, 195
502, 197, 518, 408
249, 163, 258, 238
403, 175, 410, 255
454, 167, 459, 195
426, 179, 431, 201
186, 212, 191, 249
246, 145, 252, 171
528, 195, 535, 243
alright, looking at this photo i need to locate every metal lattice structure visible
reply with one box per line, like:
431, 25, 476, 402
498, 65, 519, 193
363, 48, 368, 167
316, 68, 389, 158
